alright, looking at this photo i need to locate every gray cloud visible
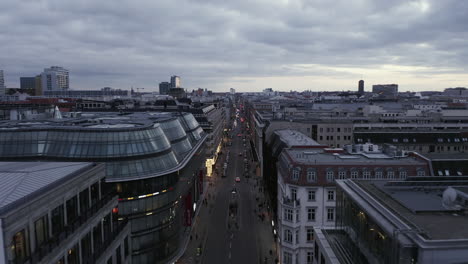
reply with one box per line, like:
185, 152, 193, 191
0, 0, 467, 91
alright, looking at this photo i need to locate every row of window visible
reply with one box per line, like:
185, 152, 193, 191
291, 168, 420, 182
319, 135, 352, 141
10, 182, 114, 264
319, 127, 352, 133
283, 206, 335, 224
283, 227, 315, 246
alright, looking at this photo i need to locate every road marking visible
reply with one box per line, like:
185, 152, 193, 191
228, 252, 231, 259
229, 241, 232, 249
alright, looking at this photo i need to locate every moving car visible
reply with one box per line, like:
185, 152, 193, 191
235, 177, 241, 182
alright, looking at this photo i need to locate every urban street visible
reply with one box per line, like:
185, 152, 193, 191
178, 115, 278, 264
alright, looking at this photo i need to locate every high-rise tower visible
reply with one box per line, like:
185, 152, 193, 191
41, 66, 69, 94
358, 80, 364, 95
170, 75, 181, 88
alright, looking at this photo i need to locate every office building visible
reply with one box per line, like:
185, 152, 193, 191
0, 112, 207, 263
276, 142, 431, 264
20, 77, 36, 90
0, 70, 6, 95
41, 66, 69, 93
372, 84, 398, 97
358, 80, 364, 95
313, 178, 468, 264
159, 82, 171, 95
0, 162, 130, 264
170, 76, 181, 88
44, 88, 130, 99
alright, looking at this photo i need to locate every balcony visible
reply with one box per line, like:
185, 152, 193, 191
28, 193, 117, 264
282, 196, 300, 207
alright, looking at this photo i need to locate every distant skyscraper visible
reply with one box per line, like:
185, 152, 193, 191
170, 75, 181, 88
159, 82, 171, 95
0, 70, 5, 95
358, 80, 364, 94
40, 66, 69, 94
20, 77, 36, 90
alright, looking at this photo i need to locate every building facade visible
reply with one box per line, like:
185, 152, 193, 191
170, 76, 181, 88
0, 162, 131, 264
40, 66, 69, 93
276, 143, 431, 264
159, 82, 170, 95
313, 178, 468, 264
0, 112, 207, 263
0, 70, 6, 95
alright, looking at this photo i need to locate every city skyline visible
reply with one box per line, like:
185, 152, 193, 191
1, 0, 467, 92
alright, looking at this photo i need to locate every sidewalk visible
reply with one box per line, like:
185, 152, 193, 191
175, 151, 226, 264
251, 174, 279, 264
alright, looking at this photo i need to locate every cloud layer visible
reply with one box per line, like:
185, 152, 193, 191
1, 0, 467, 92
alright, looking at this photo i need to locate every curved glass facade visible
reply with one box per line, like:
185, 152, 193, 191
0, 112, 207, 264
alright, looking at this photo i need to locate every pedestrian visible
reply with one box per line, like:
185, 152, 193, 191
190, 235, 192, 241
196, 234, 198, 240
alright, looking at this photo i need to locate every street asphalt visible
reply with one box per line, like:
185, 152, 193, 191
177, 117, 277, 264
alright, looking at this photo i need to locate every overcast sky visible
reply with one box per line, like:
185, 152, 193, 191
1, 0, 467, 92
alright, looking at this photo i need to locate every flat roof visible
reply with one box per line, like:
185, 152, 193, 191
0, 162, 95, 215
275, 129, 322, 147
356, 180, 468, 240
286, 149, 426, 166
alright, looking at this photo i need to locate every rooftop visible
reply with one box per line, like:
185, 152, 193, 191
0, 111, 187, 131
274, 129, 322, 147
0, 162, 95, 215
286, 149, 426, 166
355, 180, 468, 240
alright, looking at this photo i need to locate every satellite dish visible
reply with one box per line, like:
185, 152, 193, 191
442, 187, 459, 209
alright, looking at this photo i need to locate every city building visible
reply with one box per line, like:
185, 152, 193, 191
0, 70, 6, 95
0, 162, 131, 264
372, 84, 398, 97
314, 178, 468, 264
159, 82, 171, 95
168, 88, 186, 99
170, 76, 181, 88
40, 66, 69, 94
0, 112, 207, 263
230, 88, 236, 94
20, 77, 36, 90
358, 80, 364, 95
44, 87, 130, 100
276, 142, 431, 264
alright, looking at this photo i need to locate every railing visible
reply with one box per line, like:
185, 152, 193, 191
282, 196, 300, 207
28, 193, 117, 264
84, 218, 129, 264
